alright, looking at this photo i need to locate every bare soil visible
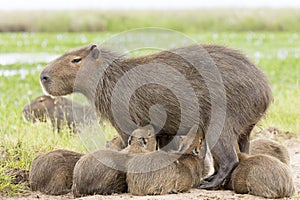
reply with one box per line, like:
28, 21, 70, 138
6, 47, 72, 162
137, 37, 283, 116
3, 129, 300, 200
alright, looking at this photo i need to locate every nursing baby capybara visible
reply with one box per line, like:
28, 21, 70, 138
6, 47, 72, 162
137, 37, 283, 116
250, 138, 290, 165
230, 152, 295, 198
29, 149, 83, 195
72, 125, 156, 197
40, 44, 272, 189
126, 125, 208, 195
122, 124, 157, 153
22, 95, 96, 132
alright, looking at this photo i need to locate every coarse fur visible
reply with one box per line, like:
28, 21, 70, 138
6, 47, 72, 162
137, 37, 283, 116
22, 95, 96, 132
72, 149, 130, 197
40, 44, 272, 189
250, 138, 290, 165
231, 152, 295, 198
29, 149, 83, 195
126, 125, 208, 195
72, 125, 156, 197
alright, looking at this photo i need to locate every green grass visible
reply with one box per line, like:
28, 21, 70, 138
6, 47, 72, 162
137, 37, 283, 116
0, 31, 299, 195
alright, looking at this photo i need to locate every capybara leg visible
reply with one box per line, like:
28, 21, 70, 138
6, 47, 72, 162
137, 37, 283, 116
199, 137, 238, 190
238, 124, 255, 153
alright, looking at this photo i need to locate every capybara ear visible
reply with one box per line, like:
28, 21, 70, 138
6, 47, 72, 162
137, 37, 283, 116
144, 124, 155, 136
90, 44, 100, 59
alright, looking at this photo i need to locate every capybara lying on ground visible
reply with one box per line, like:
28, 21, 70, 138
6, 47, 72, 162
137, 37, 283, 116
250, 138, 290, 165
126, 125, 208, 195
230, 152, 295, 198
72, 125, 156, 197
29, 149, 83, 195
22, 95, 96, 132
40, 44, 272, 189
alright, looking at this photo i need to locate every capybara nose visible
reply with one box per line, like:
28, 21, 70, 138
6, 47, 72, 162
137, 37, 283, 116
40, 73, 50, 83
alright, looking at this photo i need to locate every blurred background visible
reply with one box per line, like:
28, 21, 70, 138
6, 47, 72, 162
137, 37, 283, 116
1, 0, 300, 32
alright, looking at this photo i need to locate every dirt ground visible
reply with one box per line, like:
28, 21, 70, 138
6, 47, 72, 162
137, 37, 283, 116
3, 130, 300, 200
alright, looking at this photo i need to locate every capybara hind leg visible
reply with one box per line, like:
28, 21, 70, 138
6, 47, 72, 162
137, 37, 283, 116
199, 137, 238, 190
238, 124, 255, 153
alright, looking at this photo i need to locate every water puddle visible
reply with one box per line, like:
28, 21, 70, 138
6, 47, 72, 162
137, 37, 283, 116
0, 53, 59, 65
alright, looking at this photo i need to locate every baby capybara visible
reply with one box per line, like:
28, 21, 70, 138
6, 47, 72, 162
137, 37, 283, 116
250, 138, 290, 165
22, 95, 96, 132
230, 152, 295, 198
40, 44, 272, 188
126, 125, 208, 195
29, 149, 83, 195
72, 125, 156, 197
122, 124, 157, 153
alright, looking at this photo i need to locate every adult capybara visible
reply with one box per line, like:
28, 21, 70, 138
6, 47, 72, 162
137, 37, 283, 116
72, 149, 130, 197
250, 138, 290, 165
22, 95, 96, 132
29, 149, 83, 195
40, 44, 272, 188
126, 125, 208, 195
230, 152, 295, 198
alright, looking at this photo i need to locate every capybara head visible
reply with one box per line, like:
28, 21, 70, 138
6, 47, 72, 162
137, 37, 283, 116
125, 124, 157, 153
22, 95, 55, 123
105, 135, 126, 151
177, 125, 204, 155
40, 44, 100, 96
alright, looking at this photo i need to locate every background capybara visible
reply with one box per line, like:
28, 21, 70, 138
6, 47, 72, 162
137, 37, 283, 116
72, 149, 130, 197
105, 135, 126, 151
230, 152, 295, 198
29, 149, 83, 195
22, 95, 96, 132
122, 124, 157, 153
126, 125, 208, 195
40, 44, 272, 188
250, 138, 290, 165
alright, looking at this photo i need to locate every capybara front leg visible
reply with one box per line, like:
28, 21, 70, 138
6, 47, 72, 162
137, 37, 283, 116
238, 124, 255, 153
199, 137, 238, 190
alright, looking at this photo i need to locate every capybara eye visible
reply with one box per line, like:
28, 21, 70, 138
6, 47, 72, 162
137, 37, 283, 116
39, 98, 45, 103
71, 57, 82, 63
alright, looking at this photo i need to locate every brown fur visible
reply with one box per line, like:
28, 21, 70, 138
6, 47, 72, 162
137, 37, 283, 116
72, 125, 155, 197
72, 149, 130, 197
231, 152, 295, 198
126, 125, 207, 195
22, 95, 96, 132
122, 124, 157, 153
29, 149, 83, 195
40, 44, 272, 189
250, 138, 290, 165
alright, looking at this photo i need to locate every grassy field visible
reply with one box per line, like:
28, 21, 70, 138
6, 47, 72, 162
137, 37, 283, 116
1, 9, 300, 32
0, 31, 299, 195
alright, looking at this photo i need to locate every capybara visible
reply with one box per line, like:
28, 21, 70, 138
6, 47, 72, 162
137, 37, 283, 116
72, 125, 156, 197
40, 44, 272, 188
22, 95, 96, 132
122, 124, 157, 153
250, 138, 290, 165
72, 149, 130, 197
230, 152, 295, 198
126, 125, 208, 195
106, 134, 182, 152
29, 149, 83, 195
105, 135, 126, 151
